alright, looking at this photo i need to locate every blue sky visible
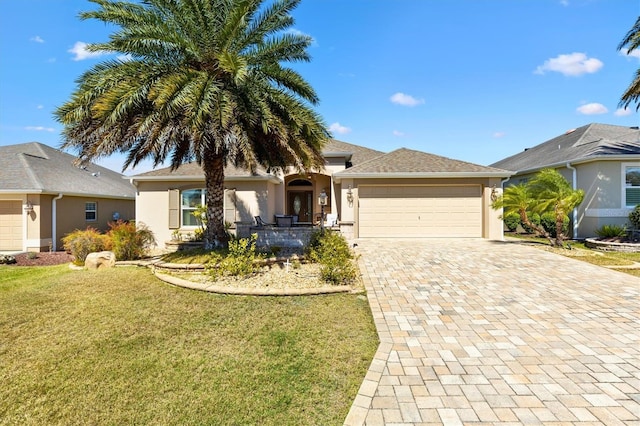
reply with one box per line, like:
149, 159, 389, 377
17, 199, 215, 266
0, 0, 638, 174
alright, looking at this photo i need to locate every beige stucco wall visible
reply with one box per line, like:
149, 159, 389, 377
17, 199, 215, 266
135, 179, 284, 245
55, 196, 134, 251
0, 193, 133, 251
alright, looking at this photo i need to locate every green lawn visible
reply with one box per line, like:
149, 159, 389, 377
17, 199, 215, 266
505, 234, 640, 276
0, 265, 378, 426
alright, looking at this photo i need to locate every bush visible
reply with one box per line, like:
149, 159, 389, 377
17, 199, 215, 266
307, 230, 357, 285
62, 228, 110, 266
106, 220, 156, 261
521, 212, 540, 234
502, 212, 520, 232
540, 212, 570, 238
207, 234, 264, 280
0, 254, 16, 264
629, 205, 640, 229
595, 224, 627, 238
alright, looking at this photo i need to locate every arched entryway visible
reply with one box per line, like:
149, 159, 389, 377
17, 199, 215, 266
285, 174, 332, 224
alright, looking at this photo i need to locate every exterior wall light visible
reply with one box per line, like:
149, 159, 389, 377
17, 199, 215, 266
346, 185, 354, 205
490, 185, 498, 202
318, 189, 327, 230
24, 201, 34, 214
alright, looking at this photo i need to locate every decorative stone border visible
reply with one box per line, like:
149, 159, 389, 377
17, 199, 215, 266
113, 257, 357, 296
585, 238, 640, 253
153, 271, 354, 296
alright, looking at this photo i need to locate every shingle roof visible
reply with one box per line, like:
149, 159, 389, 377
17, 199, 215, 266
322, 139, 384, 164
0, 142, 135, 198
335, 148, 510, 177
134, 160, 272, 178
133, 139, 385, 179
490, 123, 640, 172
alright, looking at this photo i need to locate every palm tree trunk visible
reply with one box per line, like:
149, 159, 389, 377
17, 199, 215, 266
519, 209, 555, 246
203, 151, 229, 248
555, 209, 565, 247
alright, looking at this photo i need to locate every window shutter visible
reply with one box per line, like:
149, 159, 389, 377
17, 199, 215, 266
224, 189, 237, 226
168, 189, 179, 229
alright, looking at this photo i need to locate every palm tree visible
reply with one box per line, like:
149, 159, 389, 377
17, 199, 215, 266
54, 0, 330, 247
528, 169, 584, 247
491, 183, 554, 245
493, 169, 584, 246
618, 16, 640, 111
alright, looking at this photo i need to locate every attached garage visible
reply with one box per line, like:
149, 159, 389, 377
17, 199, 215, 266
358, 185, 482, 238
0, 200, 23, 250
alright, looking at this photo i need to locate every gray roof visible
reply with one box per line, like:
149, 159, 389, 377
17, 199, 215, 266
133, 139, 385, 179
490, 123, 640, 172
335, 148, 511, 178
134, 161, 273, 179
0, 142, 135, 199
322, 139, 384, 164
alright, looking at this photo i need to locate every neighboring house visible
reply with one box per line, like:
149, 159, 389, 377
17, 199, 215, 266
0, 142, 135, 252
131, 140, 510, 245
490, 123, 640, 239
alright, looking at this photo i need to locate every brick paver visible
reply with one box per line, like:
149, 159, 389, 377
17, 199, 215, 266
344, 239, 640, 425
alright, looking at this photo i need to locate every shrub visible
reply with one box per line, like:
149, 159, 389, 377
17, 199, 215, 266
540, 212, 570, 238
521, 212, 540, 234
0, 254, 16, 264
62, 228, 109, 266
207, 234, 263, 280
629, 205, 640, 229
106, 220, 156, 261
595, 224, 627, 238
502, 212, 520, 232
307, 230, 357, 285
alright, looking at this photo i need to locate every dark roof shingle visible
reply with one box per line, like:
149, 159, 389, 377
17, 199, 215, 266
0, 142, 135, 198
490, 123, 640, 172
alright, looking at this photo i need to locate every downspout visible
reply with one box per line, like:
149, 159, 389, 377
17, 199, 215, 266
566, 162, 578, 239
52, 193, 63, 251
129, 178, 138, 225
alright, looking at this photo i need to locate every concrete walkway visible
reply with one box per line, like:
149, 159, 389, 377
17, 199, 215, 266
345, 239, 640, 425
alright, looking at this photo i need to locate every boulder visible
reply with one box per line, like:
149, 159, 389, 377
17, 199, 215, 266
85, 251, 116, 270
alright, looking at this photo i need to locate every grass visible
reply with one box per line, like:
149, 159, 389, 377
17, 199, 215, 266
0, 265, 378, 425
505, 233, 640, 275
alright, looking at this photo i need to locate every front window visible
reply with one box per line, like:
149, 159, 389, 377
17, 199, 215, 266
625, 165, 640, 207
85, 202, 97, 221
181, 189, 205, 227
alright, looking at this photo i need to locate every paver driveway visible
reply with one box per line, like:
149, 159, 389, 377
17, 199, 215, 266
344, 239, 640, 425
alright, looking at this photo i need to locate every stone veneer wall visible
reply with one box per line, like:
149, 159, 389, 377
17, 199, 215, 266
250, 226, 316, 249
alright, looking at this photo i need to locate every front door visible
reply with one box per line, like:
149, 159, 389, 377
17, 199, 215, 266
288, 191, 313, 223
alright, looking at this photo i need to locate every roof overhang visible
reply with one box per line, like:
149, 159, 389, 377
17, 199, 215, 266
508, 155, 640, 175
323, 151, 353, 161
129, 174, 282, 184
0, 189, 134, 199
333, 171, 513, 183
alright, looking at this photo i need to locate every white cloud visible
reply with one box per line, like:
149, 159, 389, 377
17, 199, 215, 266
493, 132, 506, 138
620, 48, 640, 59
117, 54, 133, 62
36, 105, 44, 110
614, 107, 633, 116
25, 126, 56, 132
68, 41, 107, 61
534, 52, 603, 76
30, 35, 44, 43
560, 0, 569, 6
390, 92, 424, 107
576, 103, 608, 115
328, 122, 351, 134
392, 130, 405, 137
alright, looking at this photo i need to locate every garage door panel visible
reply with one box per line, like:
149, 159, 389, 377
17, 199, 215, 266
0, 201, 23, 250
358, 186, 482, 238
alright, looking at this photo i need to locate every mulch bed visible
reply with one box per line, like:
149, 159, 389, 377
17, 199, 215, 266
8, 252, 74, 267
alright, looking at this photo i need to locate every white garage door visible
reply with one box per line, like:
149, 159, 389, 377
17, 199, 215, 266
358, 185, 482, 238
0, 201, 23, 250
